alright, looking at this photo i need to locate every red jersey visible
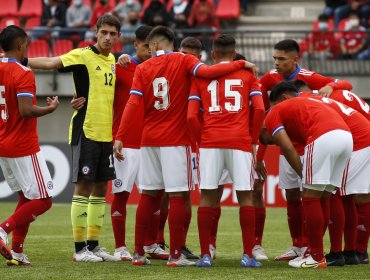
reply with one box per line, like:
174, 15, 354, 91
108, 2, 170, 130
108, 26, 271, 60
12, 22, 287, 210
329, 89, 370, 121
113, 57, 143, 148
301, 95, 370, 151
265, 98, 350, 146
124, 51, 245, 146
190, 68, 264, 152
0, 58, 39, 157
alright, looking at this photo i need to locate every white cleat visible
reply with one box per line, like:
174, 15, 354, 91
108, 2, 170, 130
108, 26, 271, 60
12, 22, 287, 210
7, 250, 31, 266
275, 246, 304, 261
92, 246, 121, 261
132, 252, 151, 266
114, 246, 133, 261
252, 245, 269, 260
144, 243, 169, 260
209, 244, 217, 260
288, 254, 327, 269
167, 254, 196, 267
73, 246, 103, 262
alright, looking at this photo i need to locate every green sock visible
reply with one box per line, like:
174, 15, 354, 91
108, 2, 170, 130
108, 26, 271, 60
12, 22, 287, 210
71, 195, 89, 243
87, 196, 106, 243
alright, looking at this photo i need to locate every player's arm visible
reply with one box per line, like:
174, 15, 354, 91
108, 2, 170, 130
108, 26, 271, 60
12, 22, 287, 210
187, 96, 202, 144
249, 83, 265, 144
307, 73, 353, 97
27, 56, 63, 70
273, 129, 302, 178
18, 96, 59, 118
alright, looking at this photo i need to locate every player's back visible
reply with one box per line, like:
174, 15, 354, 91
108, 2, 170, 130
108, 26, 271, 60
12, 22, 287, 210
268, 98, 349, 145
133, 51, 201, 146
0, 59, 39, 157
194, 69, 260, 152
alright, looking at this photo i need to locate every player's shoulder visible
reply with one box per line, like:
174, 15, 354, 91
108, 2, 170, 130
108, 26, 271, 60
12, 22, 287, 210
298, 68, 316, 76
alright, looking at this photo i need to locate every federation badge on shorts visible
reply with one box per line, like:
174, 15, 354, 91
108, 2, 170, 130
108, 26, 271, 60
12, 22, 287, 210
114, 179, 122, 188
111, 64, 115, 74
82, 166, 90, 175
47, 181, 53, 190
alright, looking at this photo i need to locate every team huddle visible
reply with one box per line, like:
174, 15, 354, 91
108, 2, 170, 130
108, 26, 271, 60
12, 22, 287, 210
0, 14, 369, 269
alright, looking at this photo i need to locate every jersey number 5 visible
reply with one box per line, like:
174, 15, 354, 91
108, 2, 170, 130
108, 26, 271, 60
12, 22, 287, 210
208, 79, 243, 113
153, 77, 170, 110
0, 86, 8, 122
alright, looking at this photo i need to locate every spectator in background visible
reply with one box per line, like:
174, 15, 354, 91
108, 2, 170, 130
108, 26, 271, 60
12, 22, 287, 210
322, 0, 347, 17
121, 11, 141, 55
85, 0, 113, 40
169, 0, 191, 29
340, 11, 367, 59
66, 0, 91, 39
113, 0, 141, 23
334, 0, 370, 27
30, 0, 67, 40
142, 0, 170, 26
240, 0, 249, 15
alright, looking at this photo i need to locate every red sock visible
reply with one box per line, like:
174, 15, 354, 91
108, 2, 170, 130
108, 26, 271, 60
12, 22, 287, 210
183, 209, 192, 247
145, 191, 163, 246
254, 207, 266, 246
302, 197, 324, 261
111, 191, 129, 249
342, 195, 358, 251
156, 198, 168, 244
357, 202, 370, 248
209, 206, 221, 248
11, 192, 30, 253
134, 194, 155, 255
197, 207, 214, 257
240, 206, 255, 257
328, 193, 344, 253
0, 198, 52, 234
356, 203, 370, 254
321, 196, 330, 234
168, 196, 186, 259
287, 200, 303, 247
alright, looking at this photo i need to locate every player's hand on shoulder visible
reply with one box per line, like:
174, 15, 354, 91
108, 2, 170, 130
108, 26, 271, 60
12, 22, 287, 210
117, 54, 131, 67
71, 96, 86, 110
243, 61, 258, 78
318, 85, 333, 97
113, 140, 125, 161
47, 96, 59, 111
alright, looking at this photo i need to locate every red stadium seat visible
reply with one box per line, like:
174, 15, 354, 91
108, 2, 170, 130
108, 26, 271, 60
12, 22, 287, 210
28, 40, 50, 58
25, 17, 41, 30
0, 1, 18, 17
216, 0, 240, 19
53, 39, 74, 56
77, 40, 96, 48
0, 17, 21, 29
18, 0, 43, 18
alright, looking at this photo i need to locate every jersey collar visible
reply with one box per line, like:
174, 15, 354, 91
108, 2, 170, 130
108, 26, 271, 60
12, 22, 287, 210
285, 64, 301, 81
90, 45, 100, 54
130, 55, 141, 65
153, 50, 172, 57
0, 58, 18, 63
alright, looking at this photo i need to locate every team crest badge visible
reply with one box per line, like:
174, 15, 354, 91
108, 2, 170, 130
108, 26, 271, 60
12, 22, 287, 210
114, 179, 122, 188
82, 166, 90, 175
111, 64, 115, 74
47, 181, 53, 190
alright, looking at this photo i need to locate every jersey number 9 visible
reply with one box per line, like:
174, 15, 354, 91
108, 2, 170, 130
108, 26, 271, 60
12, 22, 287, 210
153, 77, 170, 110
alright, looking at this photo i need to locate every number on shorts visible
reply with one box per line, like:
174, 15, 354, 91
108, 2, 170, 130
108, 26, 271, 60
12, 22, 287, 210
342, 90, 370, 114
192, 156, 197, 170
153, 77, 169, 110
321, 97, 356, 116
207, 79, 243, 113
0, 85, 8, 122
109, 154, 114, 168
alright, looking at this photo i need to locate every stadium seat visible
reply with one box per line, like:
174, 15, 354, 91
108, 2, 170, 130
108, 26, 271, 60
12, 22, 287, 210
18, 0, 43, 18
77, 40, 96, 48
216, 0, 240, 19
25, 17, 41, 30
0, 17, 21, 29
53, 39, 74, 56
0, 0, 18, 17
28, 40, 50, 58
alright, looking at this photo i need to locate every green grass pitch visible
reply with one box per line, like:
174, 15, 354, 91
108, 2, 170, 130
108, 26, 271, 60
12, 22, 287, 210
0, 203, 368, 279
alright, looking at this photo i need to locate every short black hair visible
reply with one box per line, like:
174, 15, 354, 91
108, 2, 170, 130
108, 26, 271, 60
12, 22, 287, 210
292, 79, 309, 91
135, 25, 153, 42
234, 53, 247, 61
274, 39, 300, 53
348, 9, 360, 17
147, 26, 174, 44
180, 37, 202, 53
212, 34, 236, 57
0, 25, 28, 52
318, 13, 330, 21
270, 81, 298, 102
96, 14, 121, 32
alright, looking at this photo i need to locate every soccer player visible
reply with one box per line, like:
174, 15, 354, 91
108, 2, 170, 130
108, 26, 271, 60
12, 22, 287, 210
187, 34, 265, 268
258, 39, 353, 261
26, 14, 121, 262
114, 26, 255, 267
0, 25, 59, 265
262, 93, 353, 269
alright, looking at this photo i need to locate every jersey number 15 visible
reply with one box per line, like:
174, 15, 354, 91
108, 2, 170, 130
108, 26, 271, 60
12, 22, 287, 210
208, 79, 243, 113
